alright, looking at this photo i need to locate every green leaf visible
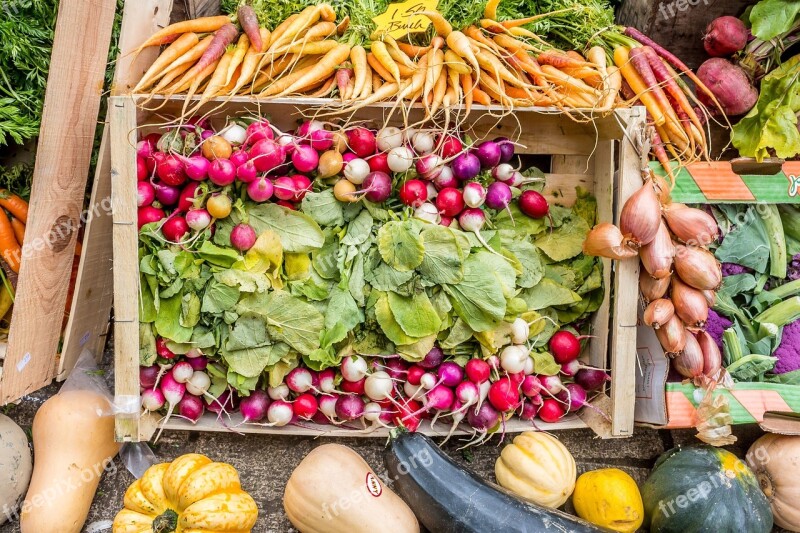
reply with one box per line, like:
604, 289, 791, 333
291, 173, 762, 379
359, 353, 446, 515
727, 354, 778, 381
342, 210, 373, 246
718, 273, 758, 301
765, 370, 800, 384
504, 240, 544, 288
365, 261, 415, 291
155, 293, 193, 343
397, 334, 437, 362
139, 323, 157, 366
180, 292, 201, 328
388, 291, 441, 337
300, 189, 345, 227
215, 269, 271, 293
521, 278, 581, 310
377, 221, 425, 271
573, 187, 597, 227
348, 252, 366, 306
750, 0, 800, 40
443, 254, 506, 332
227, 315, 269, 351
418, 225, 465, 284
325, 286, 364, 342
249, 203, 325, 252
441, 318, 474, 349
494, 202, 547, 236
139, 274, 157, 323
290, 276, 331, 301
474, 251, 517, 298
241, 230, 283, 278
531, 351, 560, 376
375, 292, 418, 345
202, 281, 241, 314
304, 346, 340, 371
198, 241, 241, 268
714, 207, 771, 273
236, 291, 324, 355
535, 216, 589, 261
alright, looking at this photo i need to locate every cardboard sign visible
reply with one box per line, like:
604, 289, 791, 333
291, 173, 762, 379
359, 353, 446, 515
372, 0, 439, 39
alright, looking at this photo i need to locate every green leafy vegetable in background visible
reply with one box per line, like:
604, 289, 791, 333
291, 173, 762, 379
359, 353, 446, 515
749, 0, 800, 41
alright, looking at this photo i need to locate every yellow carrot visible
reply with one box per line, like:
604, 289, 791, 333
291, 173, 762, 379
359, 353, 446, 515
383, 35, 416, 70
269, 6, 322, 52
446, 31, 480, 75
420, 11, 453, 37
431, 61, 448, 115
134, 32, 199, 92
371, 41, 401, 83
444, 49, 471, 74
186, 49, 234, 114
224, 34, 250, 87
276, 43, 351, 96
134, 15, 230, 53
231, 28, 270, 95
350, 46, 368, 99
613, 46, 666, 126
268, 14, 299, 48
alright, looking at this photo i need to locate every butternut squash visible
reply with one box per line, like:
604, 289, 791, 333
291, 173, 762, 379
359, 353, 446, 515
747, 433, 800, 531
20, 389, 120, 533
0, 413, 32, 524
284, 444, 419, 533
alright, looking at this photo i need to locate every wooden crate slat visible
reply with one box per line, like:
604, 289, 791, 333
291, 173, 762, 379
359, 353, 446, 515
115, 0, 175, 93
590, 145, 615, 371
0, 0, 117, 404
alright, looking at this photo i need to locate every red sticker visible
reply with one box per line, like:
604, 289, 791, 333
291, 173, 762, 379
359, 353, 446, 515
365, 472, 382, 497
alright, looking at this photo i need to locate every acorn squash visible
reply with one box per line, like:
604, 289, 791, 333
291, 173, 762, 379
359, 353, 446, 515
747, 434, 800, 531
641, 445, 772, 533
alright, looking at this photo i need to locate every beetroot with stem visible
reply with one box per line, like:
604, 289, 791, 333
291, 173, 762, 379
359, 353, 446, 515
704, 16, 748, 57
696, 58, 757, 116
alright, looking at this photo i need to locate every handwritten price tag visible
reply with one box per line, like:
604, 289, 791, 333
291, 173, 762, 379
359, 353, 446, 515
372, 0, 440, 39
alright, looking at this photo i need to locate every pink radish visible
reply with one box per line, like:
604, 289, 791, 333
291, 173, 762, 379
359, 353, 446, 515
171, 361, 194, 384
247, 175, 274, 202
286, 367, 314, 393
521, 375, 542, 398
268, 384, 290, 401
208, 159, 236, 186
178, 394, 204, 422
335, 394, 365, 421
141, 387, 165, 411
186, 208, 211, 231
230, 223, 257, 251
292, 144, 319, 173
342, 355, 368, 382
137, 181, 155, 207
361, 171, 393, 203
250, 139, 284, 172
238, 390, 270, 423
538, 398, 566, 422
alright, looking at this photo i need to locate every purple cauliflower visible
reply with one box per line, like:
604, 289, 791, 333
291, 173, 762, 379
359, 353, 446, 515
705, 309, 732, 351
721, 262, 753, 277
787, 254, 800, 281
774, 320, 800, 374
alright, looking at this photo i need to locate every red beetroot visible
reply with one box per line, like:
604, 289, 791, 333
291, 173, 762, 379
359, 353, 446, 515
696, 58, 757, 116
703, 16, 748, 57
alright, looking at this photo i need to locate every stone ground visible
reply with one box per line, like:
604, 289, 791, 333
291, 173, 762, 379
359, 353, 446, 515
0, 351, 777, 533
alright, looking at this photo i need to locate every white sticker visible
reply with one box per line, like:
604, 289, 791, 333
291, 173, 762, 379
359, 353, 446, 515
16, 352, 31, 372
365, 472, 382, 497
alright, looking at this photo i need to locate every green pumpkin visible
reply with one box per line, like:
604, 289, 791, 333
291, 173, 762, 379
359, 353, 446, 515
641, 445, 773, 533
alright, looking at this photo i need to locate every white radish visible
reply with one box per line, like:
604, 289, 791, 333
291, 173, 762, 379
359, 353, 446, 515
377, 127, 403, 151
511, 318, 530, 344
342, 355, 368, 382
268, 383, 290, 400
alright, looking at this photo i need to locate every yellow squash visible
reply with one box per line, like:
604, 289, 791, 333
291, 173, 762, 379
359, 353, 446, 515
572, 468, 644, 532
495, 431, 576, 508
112, 454, 258, 533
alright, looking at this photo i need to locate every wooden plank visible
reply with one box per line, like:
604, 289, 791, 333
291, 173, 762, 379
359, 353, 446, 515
110, 96, 141, 441
610, 108, 646, 437
115, 0, 175, 93
172, 0, 220, 20
59, 128, 115, 377
0, 0, 117, 404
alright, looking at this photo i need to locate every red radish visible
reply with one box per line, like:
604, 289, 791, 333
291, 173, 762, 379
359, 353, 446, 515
416, 153, 443, 180
155, 337, 174, 360
239, 389, 270, 422
379, 358, 408, 380
387, 146, 414, 173
518, 400, 539, 421
419, 346, 444, 369
154, 371, 186, 441
347, 127, 377, 157
273, 176, 297, 201
157, 154, 186, 186
309, 128, 334, 151
399, 179, 428, 207
184, 154, 210, 181
162, 216, 189, 241
342, 355, 368, 381
296, 120, 324, 139
247, 176, 274, 202
137, 156, 148, 181
439, 135, 462, 158
171, 361, 194, 384
361, 171, 393, 203
550, 330, 581, 364
246, 120, 273, 144
249, 139, 284, 172
485, 182, 512, 210
435, 188, 464, 217
137, 181, 155, 207
342, 151, 357, 163
276, 200, 296, 210
519, 190, 549, 218
377, 127, 403, 151
433, 166, 457, 190
538, 398, 566, 422
440, 216, 453, 226
394, 398, 423, 431
344, 158, 371, 185
230, 223, 257, 251
704, 16, 748, 57
140, 365, 160, 389
291, 174, 311, 201
230, 149, 249, 167
473, 140, 502, 169
293, 393, 318, 420
341, 377, 366, 395
267, 400, 293, 426
236, 160, 257, 183
411, 131, 435, 154
200, 130, 214, 141
467, 401, 500, 431
137, 139, 155, 159
364, 371, 394, 401
268, 384, 290, 401
488, 376, 521, 411
495, 137, 515, 162
437, 362, 464, 387
286, 367, 314, 393
292, 144, 319, 173
185, 371, 211, 396
186, 355, 208, 371
696, 58, 757, 116
575, 368, 611, 391
407, 364, 425, 385
205, 389, 236, 415
521, 375, 542, 398
465, 359, 491, 383
452, 152, 480, 181
141, 387, 165, 411
462, 182, 486, 208
178, 181, 200, 212
368, 152, 391, 174
153, 181, 180, 206
208, 158, 236, 186
335, 394, 365, 421
178, 394, 204, 422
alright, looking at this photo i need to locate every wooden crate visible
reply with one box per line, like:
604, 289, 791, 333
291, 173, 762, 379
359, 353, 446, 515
109, 92, 646, 441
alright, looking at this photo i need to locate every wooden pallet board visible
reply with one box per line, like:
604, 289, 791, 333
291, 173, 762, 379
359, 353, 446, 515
0, 0, 117, 403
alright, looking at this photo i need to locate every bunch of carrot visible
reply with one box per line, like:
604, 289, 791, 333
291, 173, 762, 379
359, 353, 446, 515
0, 191, 29, 275
132, 0, 624, 121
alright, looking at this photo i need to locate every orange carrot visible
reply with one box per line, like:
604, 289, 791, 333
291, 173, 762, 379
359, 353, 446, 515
160, 34, 213, 76
9, 217, 24, 246
396, 41, 431, 59
309, 75, 336, 97
538, 49, 592, 69
471, 86, 492, 105
461, 73, 474, 114
500, 8, 578, 29
134, 32, 199, 92
0, 210, 21, 273
367, 52, 395, 83
565, 50, 586, 62
276, 44, 351, 96
134, 15, 231, 52
0, 193, 28, 224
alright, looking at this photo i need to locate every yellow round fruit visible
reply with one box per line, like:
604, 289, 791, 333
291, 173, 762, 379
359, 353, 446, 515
572, 468, 643, 533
